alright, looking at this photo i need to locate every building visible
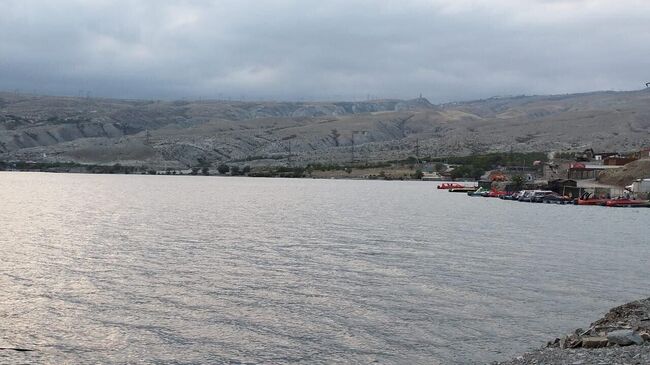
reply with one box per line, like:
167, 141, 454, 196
567, 163, 622, 180
593, 152, 619, 161
547, 179, 577, 195
421, 172, 443, 181
603, 156, 637, 166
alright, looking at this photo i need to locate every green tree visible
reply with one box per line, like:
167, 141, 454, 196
511, 174, 525, 189
201, 166, 210, 176
197, 157, 210, 167
217, 164, 230, 175
230, 165, 240, 176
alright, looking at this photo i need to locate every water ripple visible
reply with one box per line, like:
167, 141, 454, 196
1, 172, 649, 364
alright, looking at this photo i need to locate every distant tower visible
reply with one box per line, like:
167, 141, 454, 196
350, 133, 355, 164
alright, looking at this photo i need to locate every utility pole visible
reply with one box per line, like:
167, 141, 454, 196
351, 133, 355, 164
287, 140, 292, 167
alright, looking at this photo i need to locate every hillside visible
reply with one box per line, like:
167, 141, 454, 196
1, 89, 649, 168
598, 158, 650, 186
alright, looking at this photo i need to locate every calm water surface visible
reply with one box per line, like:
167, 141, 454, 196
1, 172, 648, 364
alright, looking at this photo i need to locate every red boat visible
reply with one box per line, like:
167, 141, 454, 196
577, 198, 609, 206
437, 183, 465, 189
487, 190, 510, 198
605, 198, 650, 207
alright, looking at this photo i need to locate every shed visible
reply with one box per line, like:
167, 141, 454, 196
604, 156, 637, 166
548, 179, 577, 194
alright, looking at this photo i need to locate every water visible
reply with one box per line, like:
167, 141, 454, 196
1, 172, 648, 364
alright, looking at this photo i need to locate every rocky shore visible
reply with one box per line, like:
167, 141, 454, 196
494, 298, 650, 365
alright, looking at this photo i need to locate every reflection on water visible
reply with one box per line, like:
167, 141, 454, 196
1, 172, 648, 364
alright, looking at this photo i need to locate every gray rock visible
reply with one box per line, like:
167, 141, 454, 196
607, 330, 644, 346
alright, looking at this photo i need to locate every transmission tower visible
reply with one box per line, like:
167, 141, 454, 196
351, 131, 365, 164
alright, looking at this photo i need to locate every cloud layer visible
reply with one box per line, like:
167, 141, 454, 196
1, 0, 649, 102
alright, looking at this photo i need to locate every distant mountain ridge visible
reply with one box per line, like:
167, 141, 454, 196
1, 89, 649, 168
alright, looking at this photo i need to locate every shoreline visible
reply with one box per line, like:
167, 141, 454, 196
0, 160, 427, 180
0, 166, 435, 181
493, 297, 650, 364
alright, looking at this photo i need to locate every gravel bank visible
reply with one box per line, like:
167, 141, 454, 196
493, 298, 650, 365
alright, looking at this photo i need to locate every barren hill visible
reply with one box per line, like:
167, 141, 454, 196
598, 158, 650, 186
1, 89, 649, 168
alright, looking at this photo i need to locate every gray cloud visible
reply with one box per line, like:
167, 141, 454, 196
1, 0, 649, 102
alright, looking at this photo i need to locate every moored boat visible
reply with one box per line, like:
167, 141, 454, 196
488, 190, 510, 198
577, 198, 609, 206
449, 187, 478, 193
437, 183, 465, 189
467, 187, 490, 196
604, 198, 650, 207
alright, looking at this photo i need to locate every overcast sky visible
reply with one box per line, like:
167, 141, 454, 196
1, 0, 649, 102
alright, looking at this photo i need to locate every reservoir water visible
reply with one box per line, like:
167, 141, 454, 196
1, 172, 648, 364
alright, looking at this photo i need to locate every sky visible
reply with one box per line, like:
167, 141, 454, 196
1, 0, 649, 103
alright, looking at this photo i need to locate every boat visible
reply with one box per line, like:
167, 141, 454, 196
577, 198, 609, 206
541, 194, 573, 204
530, 190, 557, 203
501, 191, 522, 200
468, 187, 490, 197
437, 183, 465, 189
517, 190, 536, 202
448, 186, 478, 193
577, 192, 609, 206
604, 198, 650, 207
488, 190, 509, 198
